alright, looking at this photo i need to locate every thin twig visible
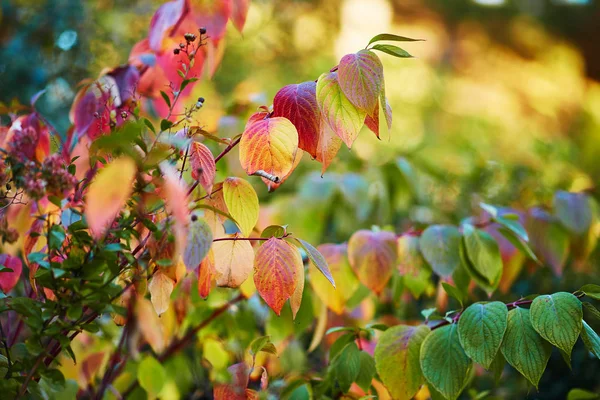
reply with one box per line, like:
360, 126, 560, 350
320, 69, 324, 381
214, 137, 241, 163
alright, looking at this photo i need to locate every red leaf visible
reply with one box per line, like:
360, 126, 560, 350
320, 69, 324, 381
160, 161, 190, 255
189, 0, 233, 42
230, 0, 250, 32
148, 0, 187, 52
347, 230, 397, 294
364, 101, 380, 138
254, 238, 302, 315
239, 117, 299, 182
198, 248, 216, 298
338, 49, 384, 112
0, 254, 22, 293
190, 142, 216, 194
272, 81, 320, 158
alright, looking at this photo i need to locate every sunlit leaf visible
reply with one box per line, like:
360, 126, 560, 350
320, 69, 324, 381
254, 238, 302, 315
198, 248, 215, 298
223, 177, 259, 237
338, 49, 384, 113
273, 81, 320, 158
315, 121, 343, 175
316, 71, 366, 148
371, 44, 413, 58
136, 297, 165, 353
190, 142, 216, 195
347, 230, 397, 294
148, 270, 175, 316
239, 117, 299, 182
367, 33, 424, 46
374, 324, 430, 400
294, 238, 335, 287
85, 157, 136, 239
212, 237, 254, 288
230, 0, 250, 32
137, 355, 166, 397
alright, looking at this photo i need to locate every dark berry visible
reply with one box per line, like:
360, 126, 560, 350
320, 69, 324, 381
191, 214, 198, 222
173, 48, 180, 55
197, 97, 205, 103
199, 27, 207, 35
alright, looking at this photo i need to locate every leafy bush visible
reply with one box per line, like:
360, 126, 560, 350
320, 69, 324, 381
1, 1, 599, 399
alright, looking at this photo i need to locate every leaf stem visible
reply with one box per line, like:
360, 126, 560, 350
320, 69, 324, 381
214, 137, 241, 163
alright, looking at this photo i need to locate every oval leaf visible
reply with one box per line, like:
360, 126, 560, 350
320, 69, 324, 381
530, 292, 583, 356
375, 324, 430, 400
316, 71, 366, 148
85, 157, 136, 239
223, 177, 259, 237
148, 270, 175, 316
272, 81, 320, 158
420, 225, 462, 277
254, 238, 302, 315
0, 254, 23, 293
239, 116, 299, 181
347, 230, 397, 294
338, 50, 384, 112
501, 307, 552, 389
553, 191, 594, 235
397, 234, 432, 299
294, 238, 335, 288
420, 324, 472, 400
213, 238, 254, 288
190, 142, 216, 195
462, 223, 503, 291
183, 216, 213, 271
458, 301, 508, 369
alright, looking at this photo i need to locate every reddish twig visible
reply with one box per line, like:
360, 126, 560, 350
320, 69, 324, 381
214, 137, 241, 163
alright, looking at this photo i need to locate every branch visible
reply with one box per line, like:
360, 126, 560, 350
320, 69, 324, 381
212, 233, 290, 243
214, 137, 241, 163
120, 294, 245, 398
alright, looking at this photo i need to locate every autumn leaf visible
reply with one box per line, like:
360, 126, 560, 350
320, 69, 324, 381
338, 50, 384, 113
272, 81, 320, 158
316, 72, 366, 148
310, 244, 359, 314
212, 237, 254, 288
85, 157, 136, 239
262, 150, 303, 191
364, 101, 380, 138
148, 0, 186, 51
198, 248, 216, 298
148, 270, 175, 316
0, 254, 23, 293
254, 238, 302, 315
239, 117, 299, 182
347, 229, 397, 294
291, 256, 305, 319
315, 120, 343, 175
222, 177, 259, 236
190, 142, 216, 195
230, 0, 250, 32
136, 296, 165, 353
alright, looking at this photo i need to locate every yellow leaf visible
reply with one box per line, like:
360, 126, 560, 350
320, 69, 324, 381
213, 237, 255, 288
85, 157, 136, 239
290, 260, 305, 319
148, 270, 175, 316
136, 296, 165, 353
223, 177, 259, 237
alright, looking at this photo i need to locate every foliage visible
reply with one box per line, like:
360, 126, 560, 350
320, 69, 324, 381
1, 1, 600, 400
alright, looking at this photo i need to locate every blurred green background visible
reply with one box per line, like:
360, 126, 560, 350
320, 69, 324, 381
2, 0, 600, 398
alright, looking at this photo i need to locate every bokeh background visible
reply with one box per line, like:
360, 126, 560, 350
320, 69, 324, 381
2, 0, 600, 399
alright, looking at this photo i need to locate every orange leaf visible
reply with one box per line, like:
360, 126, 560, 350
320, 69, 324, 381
213, 237, 254, 288
254, 238, 302, 315
223, 177, 259, 237
261, 150, 303, 191
239, 117, 299, 182
85, 157, 136, 239
79, 352, 106, 386
315, 122, 342, 175
136, 296, 166, 353
190, 142, 216, 195
347, 230, 397, 294
290, 259, 305, 320
148, 270, 175, 316
198, 248, 216, 298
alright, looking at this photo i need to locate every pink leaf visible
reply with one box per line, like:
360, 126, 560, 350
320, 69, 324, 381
230, 0, 250, 32
338, 49, 384, 112
148, 0, 187, 52
0, 254, 22, 293
190, 142, 216, 194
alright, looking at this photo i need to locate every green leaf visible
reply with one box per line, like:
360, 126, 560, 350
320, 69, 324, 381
462, 224, 503, 292
419, 225, 462, 277
579, 284, 600, 300
160, 91, 171, 108
501, 307, 552, 389
355, 351, 376, 391
249, 335, 277, 356
530, 292, 582, 356
375, 324, 430, 400
294, 238, 335, 288
367, 33, 424, 46
441, 282, 465, 307
458, 302, 508, 369
261, 225, 287, 238
420, 324, 472, 400
580, 320, 600, 359
583, 302, 600, 321
326, 326, 356, 335
370, 44, 413, 58
329, 332, 357, 361
334, 342, 361, 392
553, 191, 594, 235
160, 119, 173, 132
568, 388, 600, 400
137, 355, 166, 396
497, 226, 540, 264
489, 351, 505, 385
